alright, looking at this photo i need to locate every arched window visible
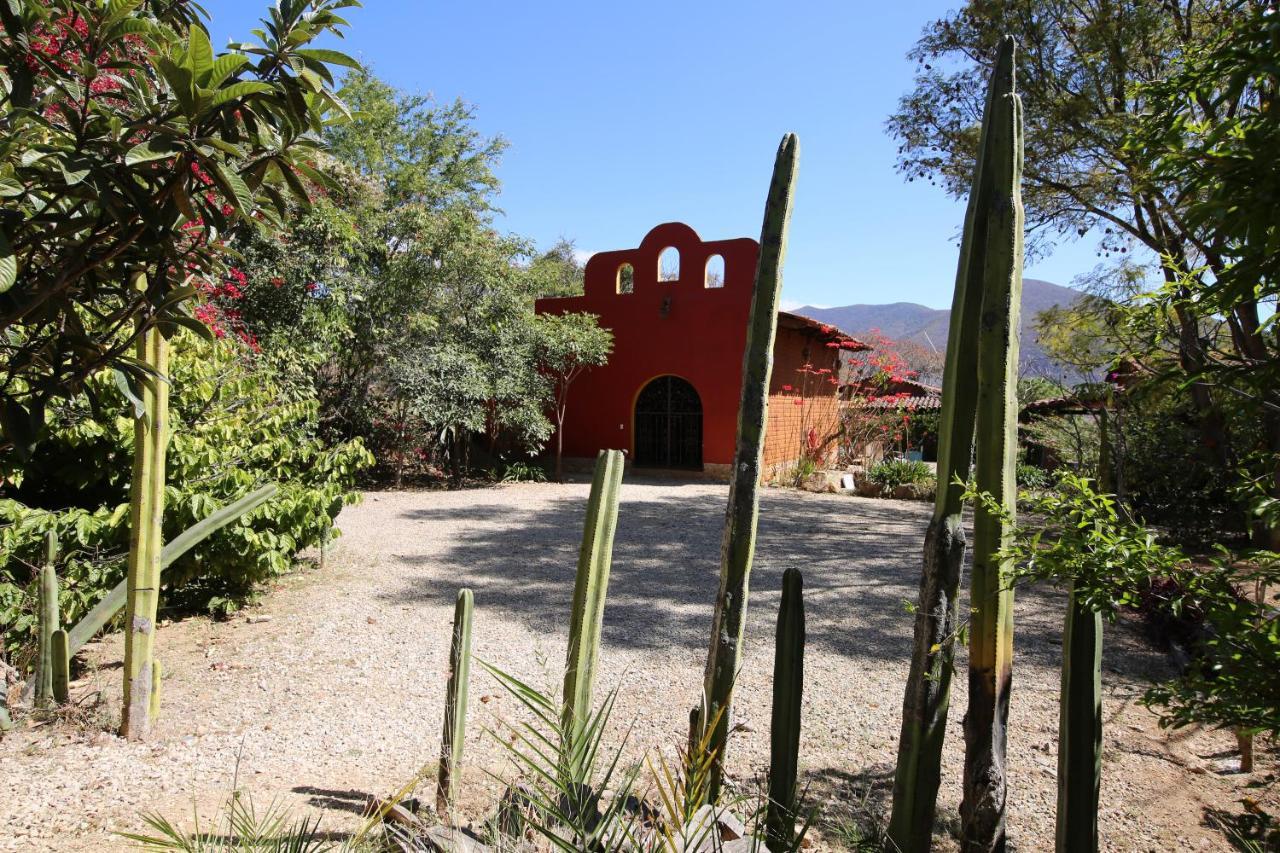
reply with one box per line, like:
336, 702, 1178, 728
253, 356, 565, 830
704, 254, 725, 288
617, 263, 634, 294
658, 247, 680, 282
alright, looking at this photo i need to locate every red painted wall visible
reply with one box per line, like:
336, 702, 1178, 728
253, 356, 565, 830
535, 222, 758, 466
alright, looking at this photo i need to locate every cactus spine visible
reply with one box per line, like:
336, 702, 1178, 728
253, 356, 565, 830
766, 568, 805, 852
1055, 585, 1102, 853
701, 133, 797, 803
37, 532, 59, 708
888, 38, 1022, 851
437, 587, 474, 816
562, 449, 624, 751
121, 271, 172, 741
959, 35, 1024, 852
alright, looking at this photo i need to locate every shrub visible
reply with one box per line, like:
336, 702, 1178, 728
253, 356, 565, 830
867, 458, 934, 491
1016, 462, 1050, 490
0, 335, 372, 657
499, 460, 548, 483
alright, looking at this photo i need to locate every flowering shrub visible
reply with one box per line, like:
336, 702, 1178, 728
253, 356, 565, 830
0, 333, 372, 657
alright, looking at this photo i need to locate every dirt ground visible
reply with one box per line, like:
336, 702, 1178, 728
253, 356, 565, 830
1, 480, 1275, 851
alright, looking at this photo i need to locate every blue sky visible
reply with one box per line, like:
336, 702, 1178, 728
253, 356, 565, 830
209, 0, 1105, 310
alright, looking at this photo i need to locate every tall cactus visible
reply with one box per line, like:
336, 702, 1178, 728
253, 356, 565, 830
766, 568, 805, 852
121, 270, 172, 741
887, 38, 1019, 853
1055, 584, 1102, 853
701, 133, 797, 803
562, 449, 624, 752
960, 35, 1024, 853
36, 532, 59, 708
437, 587, 474, 816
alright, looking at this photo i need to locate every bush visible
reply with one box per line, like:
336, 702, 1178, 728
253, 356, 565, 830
867, 457, 934, 491
0, 335, 372, 657
1016, 462, 1050, 490
499, 460, 548, 483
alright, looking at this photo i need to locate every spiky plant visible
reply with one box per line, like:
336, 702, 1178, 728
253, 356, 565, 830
122, 271, 173, 741
562, 449, 624, 755
702, 132, 798, 803
437, 587, 474, 816
766, 568, 805, 851
959, 35, 1024, 853
888, 35, 1022, 853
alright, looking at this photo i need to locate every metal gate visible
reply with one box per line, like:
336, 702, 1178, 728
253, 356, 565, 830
634, 376, 702, 469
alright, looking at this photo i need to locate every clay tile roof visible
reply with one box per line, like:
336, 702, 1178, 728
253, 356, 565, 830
776, 311, 869, 351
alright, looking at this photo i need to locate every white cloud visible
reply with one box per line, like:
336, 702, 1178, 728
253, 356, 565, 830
573, 249, 595, 267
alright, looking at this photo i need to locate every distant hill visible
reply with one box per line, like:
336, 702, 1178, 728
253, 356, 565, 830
795, 278, 1081, 377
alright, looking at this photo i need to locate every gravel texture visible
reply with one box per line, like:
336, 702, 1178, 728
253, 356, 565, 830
1, 480, 1273, 851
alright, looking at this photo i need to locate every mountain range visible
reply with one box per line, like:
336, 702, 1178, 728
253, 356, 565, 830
794, 278, 1081, 377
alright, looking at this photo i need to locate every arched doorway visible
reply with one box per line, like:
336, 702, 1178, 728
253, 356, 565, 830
634, 376, 702, 469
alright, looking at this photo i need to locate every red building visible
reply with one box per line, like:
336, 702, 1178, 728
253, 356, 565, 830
535, 222, 865, 478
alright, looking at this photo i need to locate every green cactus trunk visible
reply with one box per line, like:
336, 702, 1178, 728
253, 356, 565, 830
766, 568, 805, 851
960, 35, 1024, 853
437, 587, 474, 816
36, 532, 59, 708
701, 133, 797, 804
562, 449, 624, 753
1055, 585, 1102, 853
888, 37, 1022, 853
68, 484, 277, 655
52, 629, 70, 704
121, 271, 172, 741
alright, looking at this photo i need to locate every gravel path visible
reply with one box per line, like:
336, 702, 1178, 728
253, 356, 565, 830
1, 481, 1271, 851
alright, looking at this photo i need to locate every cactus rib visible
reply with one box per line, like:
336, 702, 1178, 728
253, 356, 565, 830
701, 133, 797, 804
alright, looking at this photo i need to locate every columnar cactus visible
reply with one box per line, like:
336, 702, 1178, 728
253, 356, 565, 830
701, 133, 797, 803
887, 41, 1020, 853
960, 35, 1024, 852
1055, 585, 1102, 853
562, 449, 624, 752
121, 271, 173, 741
37, 532, 59, 708
437, 587, 474, 816
52, 629, 70, 704
889, 36, 1023, 852
766, 568, 805, 852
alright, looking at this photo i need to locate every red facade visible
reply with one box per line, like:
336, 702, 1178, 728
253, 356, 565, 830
535, 223, 863, 475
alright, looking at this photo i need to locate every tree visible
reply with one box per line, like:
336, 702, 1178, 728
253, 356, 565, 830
533, 312, 613, 482
888, 0, 1272, 529
0, 0, 356, 449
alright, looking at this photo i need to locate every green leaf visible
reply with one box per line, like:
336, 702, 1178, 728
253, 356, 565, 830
125, 140, 181, 165
294, 48, 360, 69
208, 81, 272, 109
0, 176, 23, 197
0, 228, 13, 292
205, 53, 248, 89
113, 369, 146, 419
188, 25, 214, 81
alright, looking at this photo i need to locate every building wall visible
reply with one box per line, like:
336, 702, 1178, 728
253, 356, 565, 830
535, 222, 758, 467
763, 327, 843, 472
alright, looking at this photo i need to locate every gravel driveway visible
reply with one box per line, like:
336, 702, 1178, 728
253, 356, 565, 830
0, 480, 1268, 851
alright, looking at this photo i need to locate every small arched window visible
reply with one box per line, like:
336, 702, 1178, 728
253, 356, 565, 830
617, 263, 635, 294
658, 247, 680, 282
704, 254, 725, 288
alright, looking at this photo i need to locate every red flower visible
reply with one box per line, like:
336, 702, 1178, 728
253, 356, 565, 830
782, 384, 793, 392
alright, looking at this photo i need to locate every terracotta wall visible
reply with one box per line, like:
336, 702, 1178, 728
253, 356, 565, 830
762, 326, 842, 471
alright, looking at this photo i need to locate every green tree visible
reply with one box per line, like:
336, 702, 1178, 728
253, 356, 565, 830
533, 312, 613, 482
0, 0, 356, 448
889, 0, 1264, 505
